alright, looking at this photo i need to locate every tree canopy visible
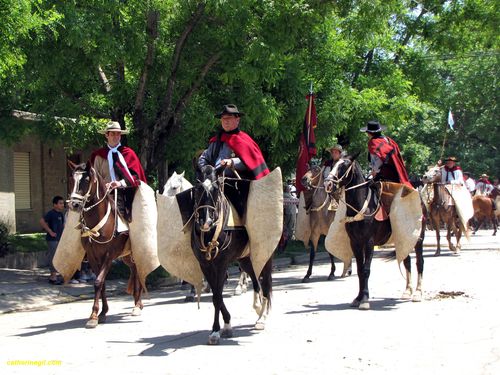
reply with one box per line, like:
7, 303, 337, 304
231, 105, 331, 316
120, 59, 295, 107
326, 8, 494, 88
1, 0, 498, 185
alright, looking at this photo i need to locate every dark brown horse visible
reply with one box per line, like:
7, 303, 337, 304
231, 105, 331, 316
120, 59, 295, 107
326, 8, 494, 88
68, 162, 144, 328
472, 194, 498, 236
327, 156, 425, 309
188, 165, 273, 344
300, 164, 351, 282
421, 165, 462, 255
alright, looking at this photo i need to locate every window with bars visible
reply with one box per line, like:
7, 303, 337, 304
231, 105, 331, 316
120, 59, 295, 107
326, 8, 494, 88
14, 152, 31, 210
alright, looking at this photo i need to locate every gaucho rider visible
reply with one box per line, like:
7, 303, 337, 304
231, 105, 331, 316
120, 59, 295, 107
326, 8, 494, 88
198, 104, 269, 182
90, 121, 147, 223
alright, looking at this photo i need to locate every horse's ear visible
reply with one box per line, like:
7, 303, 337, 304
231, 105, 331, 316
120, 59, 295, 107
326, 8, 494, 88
67, 160, 77, 170
180, 171, 185, 177
349, 151, 361, 162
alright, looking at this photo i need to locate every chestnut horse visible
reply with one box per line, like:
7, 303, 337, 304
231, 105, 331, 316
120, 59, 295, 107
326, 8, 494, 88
471, 194, 498, 236
68, 162, 144, 328
300, 164, 351, 282
421, 165, 463, 255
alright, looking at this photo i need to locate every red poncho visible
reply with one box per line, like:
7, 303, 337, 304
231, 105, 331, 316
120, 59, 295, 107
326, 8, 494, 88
368, 136, 412, 188
210, 130, 269, 180
91, 146, 147, 186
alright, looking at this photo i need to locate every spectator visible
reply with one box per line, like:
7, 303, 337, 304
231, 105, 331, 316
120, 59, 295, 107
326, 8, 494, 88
39, 196, 65, 285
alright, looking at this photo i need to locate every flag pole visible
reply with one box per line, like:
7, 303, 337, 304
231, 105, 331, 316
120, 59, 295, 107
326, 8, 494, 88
307, 82, 313, 145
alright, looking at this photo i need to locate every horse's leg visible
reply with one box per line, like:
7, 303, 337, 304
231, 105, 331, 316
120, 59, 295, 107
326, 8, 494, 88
302, 242, 315, 283
447, 217, 457, 253
234, 270, 248, 295
433, 214, 441, 256
254, 257, 273, 330
99, 281, 108, 323
238, 257, 263, 316
350, 240, 366, 308
206, 266, 229, 345
327, 253, 336, 281
401, 255, 413, 300
123, 256, 144, 315
86, 257, 113, 328
358, 238, 374, 310
341, 258, 353, 277
492, 215, 498, 236
412, 218, 425, 302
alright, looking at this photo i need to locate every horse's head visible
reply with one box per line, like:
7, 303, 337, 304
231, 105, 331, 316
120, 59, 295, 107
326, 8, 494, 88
194, 165, 224, 232
422, 165, 442, 184
301, 163, 323, 190
164, 171, 191, 196
326, 154, 359, 192
68, 161, 97, 211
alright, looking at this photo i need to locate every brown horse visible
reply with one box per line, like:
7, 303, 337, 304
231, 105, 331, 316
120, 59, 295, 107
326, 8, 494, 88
300, 164, 351, 282
68, 162, 144, 328
421, 166, 462, 256
472, 194, 498, 236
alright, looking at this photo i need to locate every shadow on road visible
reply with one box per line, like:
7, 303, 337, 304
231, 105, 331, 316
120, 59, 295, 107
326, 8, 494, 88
285, 297, 411, 314
128, 324, 261, 356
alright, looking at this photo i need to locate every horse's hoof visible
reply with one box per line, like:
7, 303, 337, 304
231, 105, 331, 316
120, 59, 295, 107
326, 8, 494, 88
254, 322, 265, 330
412, 292, 423, 302
350, 299, 361, 308
131, 307, 142, 316
434, 251, 440, 257
359, 301, 370, 310
302, 276, 311, 283
97, 315, 106, 324
401, 291, 412, 300
207, 332, 220, 345
86, 319, 98, 329
327, 274, 335, 281
221, 324, 233, 338
234, 286, 242, 296
184, 295, 195, 303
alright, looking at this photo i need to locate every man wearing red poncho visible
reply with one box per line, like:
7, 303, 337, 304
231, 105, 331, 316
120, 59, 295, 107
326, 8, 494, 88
361, 120, 412, 188
90, 121, 146, 221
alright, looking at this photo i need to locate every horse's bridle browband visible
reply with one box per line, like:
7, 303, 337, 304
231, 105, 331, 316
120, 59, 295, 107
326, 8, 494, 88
69, 167, 117, 243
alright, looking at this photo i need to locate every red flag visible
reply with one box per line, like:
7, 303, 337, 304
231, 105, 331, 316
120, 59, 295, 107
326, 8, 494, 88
295, 93, 317, 193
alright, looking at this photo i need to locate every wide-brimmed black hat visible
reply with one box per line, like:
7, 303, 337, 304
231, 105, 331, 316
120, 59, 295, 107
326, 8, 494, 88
215, 104, 244, 118
444, 156, 459, 162
360, 120, 386, 133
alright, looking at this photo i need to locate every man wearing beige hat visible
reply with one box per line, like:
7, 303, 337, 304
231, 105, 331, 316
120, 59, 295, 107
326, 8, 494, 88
323, 144, 344, 179
90, 121, 147, 221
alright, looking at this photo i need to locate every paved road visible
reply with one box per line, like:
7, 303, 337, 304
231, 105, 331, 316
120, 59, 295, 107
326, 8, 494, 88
1, 230, 499, 375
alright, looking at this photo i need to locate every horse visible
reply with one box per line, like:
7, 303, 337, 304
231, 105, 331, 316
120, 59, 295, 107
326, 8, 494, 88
68, 162, 144, 328
421, 165, 463, 255
471, 194, 498, 236
327, 156, 425, 309
300, 163, 351, 282
191, 165, 273, 344
163, 171, 249, 299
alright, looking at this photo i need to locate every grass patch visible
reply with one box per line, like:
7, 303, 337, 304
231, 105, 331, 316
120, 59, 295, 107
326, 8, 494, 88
7, 233, 47, 253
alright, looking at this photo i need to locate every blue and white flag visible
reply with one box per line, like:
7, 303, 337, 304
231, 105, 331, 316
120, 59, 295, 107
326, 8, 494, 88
448, 110, 454, 130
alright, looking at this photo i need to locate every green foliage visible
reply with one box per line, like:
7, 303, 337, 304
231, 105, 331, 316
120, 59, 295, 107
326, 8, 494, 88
0, 0, 498, 181
7, 233, 46, 253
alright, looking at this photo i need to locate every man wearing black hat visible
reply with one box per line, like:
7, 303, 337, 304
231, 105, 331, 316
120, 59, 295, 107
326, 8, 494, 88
198, 104, 269, 180
361, 120, 412, 188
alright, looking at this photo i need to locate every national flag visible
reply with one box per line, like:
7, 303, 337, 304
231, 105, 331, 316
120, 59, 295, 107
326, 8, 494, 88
448, 109, 454, 130
295, 92, 317, 193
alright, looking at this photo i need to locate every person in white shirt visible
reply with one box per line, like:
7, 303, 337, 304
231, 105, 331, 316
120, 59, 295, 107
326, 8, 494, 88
463, 172, 476, 195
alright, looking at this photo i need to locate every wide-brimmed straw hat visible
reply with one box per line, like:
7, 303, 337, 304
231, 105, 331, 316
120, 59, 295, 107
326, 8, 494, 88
360, 120, 386, 133
480, 173, 489, 179
215, 104, 244, 118
329, 144, 343, 152
444, 156, 458, 162
98, 121, 129, 134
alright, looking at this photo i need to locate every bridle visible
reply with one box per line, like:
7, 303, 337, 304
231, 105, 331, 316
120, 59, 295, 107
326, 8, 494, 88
304, 166, 331, 213
193, 173, 232, 260
326, 159, 380, 223
69, 166, 116, 244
